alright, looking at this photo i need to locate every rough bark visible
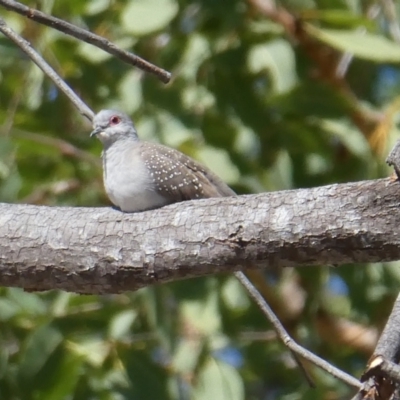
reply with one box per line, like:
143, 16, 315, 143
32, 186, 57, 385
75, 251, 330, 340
372, 293, 400, 365
355, 294, 400, 400
0, 177, 400, 294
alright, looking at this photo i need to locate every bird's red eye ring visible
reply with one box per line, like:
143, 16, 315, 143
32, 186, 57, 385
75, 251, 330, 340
110, 116, 121, 125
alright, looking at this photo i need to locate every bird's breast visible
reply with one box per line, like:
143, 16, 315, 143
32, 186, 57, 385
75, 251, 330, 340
102, 143, 167, 212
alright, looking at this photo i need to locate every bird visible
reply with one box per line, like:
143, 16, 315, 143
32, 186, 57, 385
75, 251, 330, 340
90, 111, 275, 344
90, 109, 236, 212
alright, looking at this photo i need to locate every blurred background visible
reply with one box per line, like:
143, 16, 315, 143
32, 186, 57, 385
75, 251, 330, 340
1, 0, 400, 398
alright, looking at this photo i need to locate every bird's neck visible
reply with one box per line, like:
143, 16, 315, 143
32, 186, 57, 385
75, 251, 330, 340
102, 136, 139, 152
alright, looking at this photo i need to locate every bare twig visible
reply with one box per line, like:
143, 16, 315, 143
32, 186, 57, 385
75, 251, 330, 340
235, 272, 315, 388
0, 17, 94, 121
235, 271, 361, 389
0, 0, 172, 83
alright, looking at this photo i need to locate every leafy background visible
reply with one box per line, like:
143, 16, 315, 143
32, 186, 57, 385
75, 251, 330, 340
1, 0, 400, 399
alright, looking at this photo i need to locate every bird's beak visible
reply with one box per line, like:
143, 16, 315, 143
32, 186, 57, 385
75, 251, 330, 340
90, 127, 102, 138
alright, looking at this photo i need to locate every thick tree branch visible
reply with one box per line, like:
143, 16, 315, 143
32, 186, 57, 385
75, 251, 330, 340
0, 178, 400, 294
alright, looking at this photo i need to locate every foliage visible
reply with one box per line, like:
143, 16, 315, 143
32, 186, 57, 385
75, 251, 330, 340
1, 0, 400, 398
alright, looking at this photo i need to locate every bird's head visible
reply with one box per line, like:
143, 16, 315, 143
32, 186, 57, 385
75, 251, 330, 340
91, 110, 138, 146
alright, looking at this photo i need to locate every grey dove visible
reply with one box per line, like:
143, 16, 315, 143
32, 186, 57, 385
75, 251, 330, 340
91, 111, 265, 326
91, 109, 235, 212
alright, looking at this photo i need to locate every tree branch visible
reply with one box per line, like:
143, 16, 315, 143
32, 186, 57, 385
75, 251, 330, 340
370, 293, 400, 365
1, 178, 400, 294
236, 271, 360, 389
352, 293, 400, 399
0, 0, 171, 83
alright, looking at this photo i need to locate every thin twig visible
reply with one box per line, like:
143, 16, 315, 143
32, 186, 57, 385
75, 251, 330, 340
234, 271, 361, 389
236, 273, 317, 387
0, 0, 172, 83
0, 17, 94, 121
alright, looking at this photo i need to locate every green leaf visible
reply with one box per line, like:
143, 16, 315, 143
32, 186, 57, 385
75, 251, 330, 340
248, 39, 298, 94
307, 25, 400, 62
306, 10, 375, 29
67, 339, 110, 367
193, 357, 244, 400
121, 0, 178, 36
197, 145, 240, 184
109, 310, 137, 340
124, 350, 171, 400
180, 34, 211, 80
0, 298, 20, 321
32, 350, 84, 400
181, 289, 221, 335
0, 349, 8, 379
171, 339, 204, 374
7, 288, 47, 316
18, 324, 63, 382
50, 291, 72, 317
118, 70, 143, 114
84, 0, 110, 15
221, 277, 250, 312
265, 150, 294, 190
315, 118, 371, 159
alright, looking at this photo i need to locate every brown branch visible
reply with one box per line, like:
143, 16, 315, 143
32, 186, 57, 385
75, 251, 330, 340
0, 0, 171, 83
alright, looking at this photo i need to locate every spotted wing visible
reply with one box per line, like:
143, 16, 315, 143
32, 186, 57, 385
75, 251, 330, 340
140, 142, 236, 203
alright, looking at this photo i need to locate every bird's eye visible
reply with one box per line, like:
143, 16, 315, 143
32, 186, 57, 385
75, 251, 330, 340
109, 116, 121, 125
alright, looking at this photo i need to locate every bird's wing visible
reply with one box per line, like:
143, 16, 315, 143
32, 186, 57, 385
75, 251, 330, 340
140, 143, 236, 202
